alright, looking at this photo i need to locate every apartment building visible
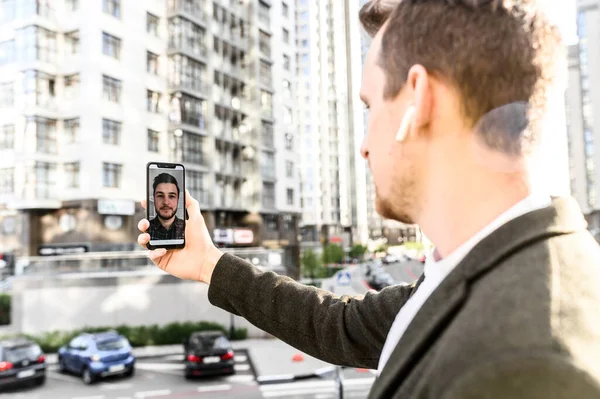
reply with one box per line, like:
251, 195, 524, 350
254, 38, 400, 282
0, 0, 302, 273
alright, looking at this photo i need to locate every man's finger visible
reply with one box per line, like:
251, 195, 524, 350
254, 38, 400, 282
185, 189, 201, 219
138, 219, 149, 232
137, 233, 150, 247
148, 248, 167, 262
141, 199, 147, 209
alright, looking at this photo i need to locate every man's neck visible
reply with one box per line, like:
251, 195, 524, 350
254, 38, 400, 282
417, 174, 531, 260
160, 216, 176, 230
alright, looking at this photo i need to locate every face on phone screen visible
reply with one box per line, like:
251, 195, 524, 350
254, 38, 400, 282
147, 164, 185, 246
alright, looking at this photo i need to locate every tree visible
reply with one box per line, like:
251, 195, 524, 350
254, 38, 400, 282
349, 244, 368, 260
374, 243, 389, 255
301, 249, 321, 280
322, 244, 344, 266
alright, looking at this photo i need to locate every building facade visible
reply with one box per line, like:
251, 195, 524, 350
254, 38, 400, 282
295, 0, 368, 250
0, 0, 302, 275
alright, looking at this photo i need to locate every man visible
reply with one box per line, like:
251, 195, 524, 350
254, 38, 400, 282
147, 173, 184, 241
138, 1, 600, 397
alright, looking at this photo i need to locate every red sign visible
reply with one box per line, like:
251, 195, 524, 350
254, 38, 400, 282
330, 236, 342, 243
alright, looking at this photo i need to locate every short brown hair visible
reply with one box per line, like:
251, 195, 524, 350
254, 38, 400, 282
359, 0, 562, 155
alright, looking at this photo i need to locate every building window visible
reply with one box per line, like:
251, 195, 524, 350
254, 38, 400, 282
284, 106, 292, 124
282, 28, 289, 44
23, 70, 55, 107
147, 51, 159, 75
259, 60, 271, 86
102, 32, 121, 59
262, 182, 275, 209
168, 54, 207, 92
148, 129, 159, 152
65, 31, 79, 54
283, 79, 291, 98
0, 0, 15, 22
103, 0, 120, 18
65, 0, 78, 11
16, 26, 57, 63
0, 40, 14, 64
64, 118, 79, 143
261, 121, 274, 148
178, 94, 206, 128
0, 125, 14, 149
283, 54, 290, 70
260, 90, 272, 117
168, 16, 207, 57
0, 168, 13, 195
103, 162, 122, 188
285, 133, 293, 150
286, 161, 294, 178
64, 162, 79, 188
32, 162, 56, 199
147, 12, 159, 36
183, 132, 204, 164
147, 90, 161, 113
261, 151, 275, 180
0, 81, 14, 107
64, 74, 79, 100
259, 30, 271, 57
258, 1, 270, 25
103, 75, 121, 102
102, 118, 121, 145
187, 170, 206, 204
282, 2, 288, 17
27, 116, 56, 154
287, 188, 294, 205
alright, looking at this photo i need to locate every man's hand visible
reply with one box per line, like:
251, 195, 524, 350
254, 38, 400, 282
137, 190, 223, 284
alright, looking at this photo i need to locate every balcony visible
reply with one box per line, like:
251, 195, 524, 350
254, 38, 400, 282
167, 0, 207, 24
258, 9, 270, 26
168, 41, 208, 61
189, 189, 211, 206
169, 79, 211, 99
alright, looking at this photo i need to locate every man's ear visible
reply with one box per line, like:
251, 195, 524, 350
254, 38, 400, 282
407, 65, 432, 130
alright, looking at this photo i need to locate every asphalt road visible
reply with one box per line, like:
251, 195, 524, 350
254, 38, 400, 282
0, 350, 374, 399
382, 259, 424, 285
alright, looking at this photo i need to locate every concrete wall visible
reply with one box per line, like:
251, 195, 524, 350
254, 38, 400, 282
10, 271, 271, 337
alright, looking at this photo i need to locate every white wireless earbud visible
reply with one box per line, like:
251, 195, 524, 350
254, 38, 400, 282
395, 106, 416, 142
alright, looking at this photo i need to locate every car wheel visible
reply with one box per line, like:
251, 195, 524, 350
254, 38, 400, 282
82, 368, 95, 385
184, 371, 193, 380
125, 366, 135, 377
35, 375, 46, 386
58, 357, 66, 373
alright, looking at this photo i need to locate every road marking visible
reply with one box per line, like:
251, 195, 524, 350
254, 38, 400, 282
100, 382, 134, 390
315, 394, 334, 399
262, 387, 337, 398
234, 355, 247, 362
197, 384, 232, 393
136, 363, 184, 371
133, 390, 171, 398
226, 374, 255, 383
71, 396, 105, 399
234, 364, 250, 371
261, 378, 374, 391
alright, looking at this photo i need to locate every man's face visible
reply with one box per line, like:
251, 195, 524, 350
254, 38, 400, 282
359, 27, 423, 224
154, 183, 179, 221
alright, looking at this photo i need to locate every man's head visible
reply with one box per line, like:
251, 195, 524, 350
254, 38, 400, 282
358, 0, 561, 223
153, 173, 180, 221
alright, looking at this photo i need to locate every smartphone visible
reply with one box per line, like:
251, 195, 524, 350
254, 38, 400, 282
146, 162, 186, 250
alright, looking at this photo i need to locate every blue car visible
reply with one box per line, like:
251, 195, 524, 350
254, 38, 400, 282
57, 331, 135, 384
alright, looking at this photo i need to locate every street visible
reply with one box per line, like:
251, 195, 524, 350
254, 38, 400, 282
0, 350, 374, 399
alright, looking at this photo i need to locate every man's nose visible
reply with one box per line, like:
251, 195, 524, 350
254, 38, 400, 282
360, 140, 369, 160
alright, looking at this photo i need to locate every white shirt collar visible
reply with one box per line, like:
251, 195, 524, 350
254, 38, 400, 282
424, 193, 552, 281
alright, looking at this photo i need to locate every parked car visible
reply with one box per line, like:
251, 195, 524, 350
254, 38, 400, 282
58, 331, 135, 384
367, 270, 395, 291
0, 338, 46, 389
183, 331, 235, 378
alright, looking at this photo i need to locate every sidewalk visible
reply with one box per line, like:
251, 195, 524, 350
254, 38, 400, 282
46, 338, 345, 382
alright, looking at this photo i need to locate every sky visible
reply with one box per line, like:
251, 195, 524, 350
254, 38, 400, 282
544, 0, 578, 44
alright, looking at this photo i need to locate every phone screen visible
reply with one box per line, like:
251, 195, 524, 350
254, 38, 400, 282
147, 163, 185, 247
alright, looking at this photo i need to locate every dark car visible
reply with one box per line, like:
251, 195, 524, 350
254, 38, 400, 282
367, 270, 395, 291
0, 338, 46, 389
183, 331, 235, 378
58, 331, 135, 384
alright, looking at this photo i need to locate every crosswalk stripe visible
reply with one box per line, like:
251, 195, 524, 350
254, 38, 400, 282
197, 384, 232, 392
